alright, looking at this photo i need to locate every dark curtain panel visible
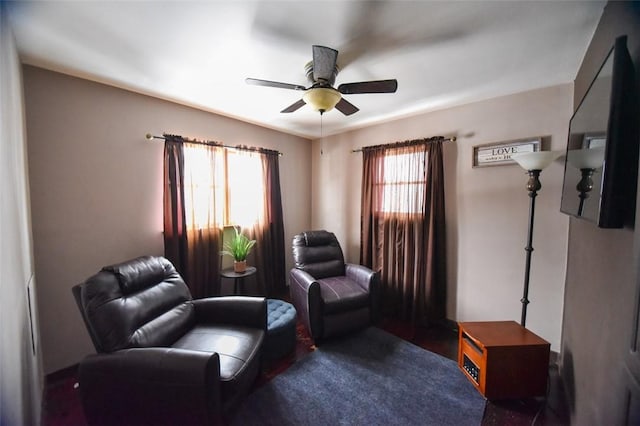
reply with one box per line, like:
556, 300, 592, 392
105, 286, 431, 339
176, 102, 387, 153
164, 140, 222, 298
163, 141, 188, 279
251, 152, 287, 297
360, 139, 446, 324
184, 227, 222, 298
424, 141, 447, 321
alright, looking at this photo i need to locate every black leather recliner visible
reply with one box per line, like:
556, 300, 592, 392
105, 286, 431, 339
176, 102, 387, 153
289, 230, 380, 343
72, 255, 266, 425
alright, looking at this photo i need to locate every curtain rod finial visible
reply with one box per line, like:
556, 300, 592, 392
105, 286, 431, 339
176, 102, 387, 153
450, 136, 457, 142
145, 133, 154, 140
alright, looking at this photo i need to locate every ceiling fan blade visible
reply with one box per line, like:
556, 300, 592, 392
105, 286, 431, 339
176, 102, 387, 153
312, 45, 338, 82
246, 78, 306, 91
338, 79, 398, 94
335, 98, 359, 116
281, 99, 306, 113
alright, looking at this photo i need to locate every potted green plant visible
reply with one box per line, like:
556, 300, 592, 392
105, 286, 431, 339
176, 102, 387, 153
221, 227, 256, 273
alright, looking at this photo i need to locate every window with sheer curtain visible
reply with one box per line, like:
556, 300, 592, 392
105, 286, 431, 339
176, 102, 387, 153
360, 139, 446, 324
183, 146, 265, 230
164, 138, 285, 299
376, 151, 427, 215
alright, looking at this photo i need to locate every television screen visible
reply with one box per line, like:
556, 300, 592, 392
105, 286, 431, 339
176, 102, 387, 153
560, 35, 639, 228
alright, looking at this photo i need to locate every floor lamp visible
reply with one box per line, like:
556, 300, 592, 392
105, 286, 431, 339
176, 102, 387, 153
511, 151, 562, 328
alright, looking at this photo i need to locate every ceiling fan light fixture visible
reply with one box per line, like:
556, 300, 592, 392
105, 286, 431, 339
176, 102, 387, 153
303, 87, 341, 113
247, 45, 397, 116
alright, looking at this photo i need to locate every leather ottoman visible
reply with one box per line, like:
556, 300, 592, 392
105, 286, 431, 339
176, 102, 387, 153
265, 299, 297, 360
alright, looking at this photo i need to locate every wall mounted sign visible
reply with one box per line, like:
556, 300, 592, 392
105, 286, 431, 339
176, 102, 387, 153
472, 138, 541, 168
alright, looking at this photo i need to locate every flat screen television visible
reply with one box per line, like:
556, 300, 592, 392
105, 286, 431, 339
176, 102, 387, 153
560, 35, 639, 228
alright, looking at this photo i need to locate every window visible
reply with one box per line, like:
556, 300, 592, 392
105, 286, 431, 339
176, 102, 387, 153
375, 150, 428, 214
182, 143, 265, 231
360, 139, 446, 323
225, 150, 265, 228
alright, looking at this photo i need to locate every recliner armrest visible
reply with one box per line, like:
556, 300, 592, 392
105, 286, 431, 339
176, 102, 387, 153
345, 263, 378, 292
289, 268, 322, 340
78, 348, 221, 425
346, 264, 381, 324
193, 296, 267, 330
289, 268, 319, 293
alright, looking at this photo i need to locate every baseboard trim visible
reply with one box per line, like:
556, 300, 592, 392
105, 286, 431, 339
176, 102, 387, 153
440, 318, 459, 332
45, 363, 79, 384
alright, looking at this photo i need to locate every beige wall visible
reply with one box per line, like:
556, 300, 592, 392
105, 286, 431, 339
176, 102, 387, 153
312, 84, 572, 350
0, 11, 43, 425
22, 66, 311, 374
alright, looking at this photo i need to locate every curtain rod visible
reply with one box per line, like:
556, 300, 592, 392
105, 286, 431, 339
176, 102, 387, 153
351, 136, 456, 153
145, 133, 283, 156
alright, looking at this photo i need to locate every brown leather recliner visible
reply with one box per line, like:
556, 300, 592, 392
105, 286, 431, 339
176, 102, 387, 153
72, 255, 266, 426
289, 230, 380, 343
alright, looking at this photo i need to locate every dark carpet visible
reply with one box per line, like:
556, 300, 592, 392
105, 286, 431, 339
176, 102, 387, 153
230, 327, 486, 425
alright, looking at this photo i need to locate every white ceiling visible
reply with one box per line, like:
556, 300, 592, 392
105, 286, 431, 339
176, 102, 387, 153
7, 0, 604, 139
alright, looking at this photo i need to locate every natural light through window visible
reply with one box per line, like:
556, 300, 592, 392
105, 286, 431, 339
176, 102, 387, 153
182, 144, 264, 231
226, 151, 265, 228
376, 151, 427, 214
183, 144, 224, 230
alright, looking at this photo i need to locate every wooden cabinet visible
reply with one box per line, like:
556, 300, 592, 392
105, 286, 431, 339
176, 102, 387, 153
458, 321, 550, 400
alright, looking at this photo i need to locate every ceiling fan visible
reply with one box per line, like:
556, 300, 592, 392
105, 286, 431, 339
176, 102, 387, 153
246, 45, 398, 115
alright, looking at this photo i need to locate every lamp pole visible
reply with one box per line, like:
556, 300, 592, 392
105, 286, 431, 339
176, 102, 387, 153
521, 169, 542, 327
512, 150, 561, 329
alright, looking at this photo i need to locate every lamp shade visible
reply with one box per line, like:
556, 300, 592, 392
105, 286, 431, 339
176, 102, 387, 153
511, 151, 562, 171
302, 88, 341, 112
567, 147, 605, 170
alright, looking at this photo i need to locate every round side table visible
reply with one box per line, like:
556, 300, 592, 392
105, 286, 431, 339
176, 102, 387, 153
220, 266, 257, 294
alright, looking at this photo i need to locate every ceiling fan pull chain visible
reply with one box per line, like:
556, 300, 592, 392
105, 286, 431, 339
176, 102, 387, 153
320, 113, 324, 155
